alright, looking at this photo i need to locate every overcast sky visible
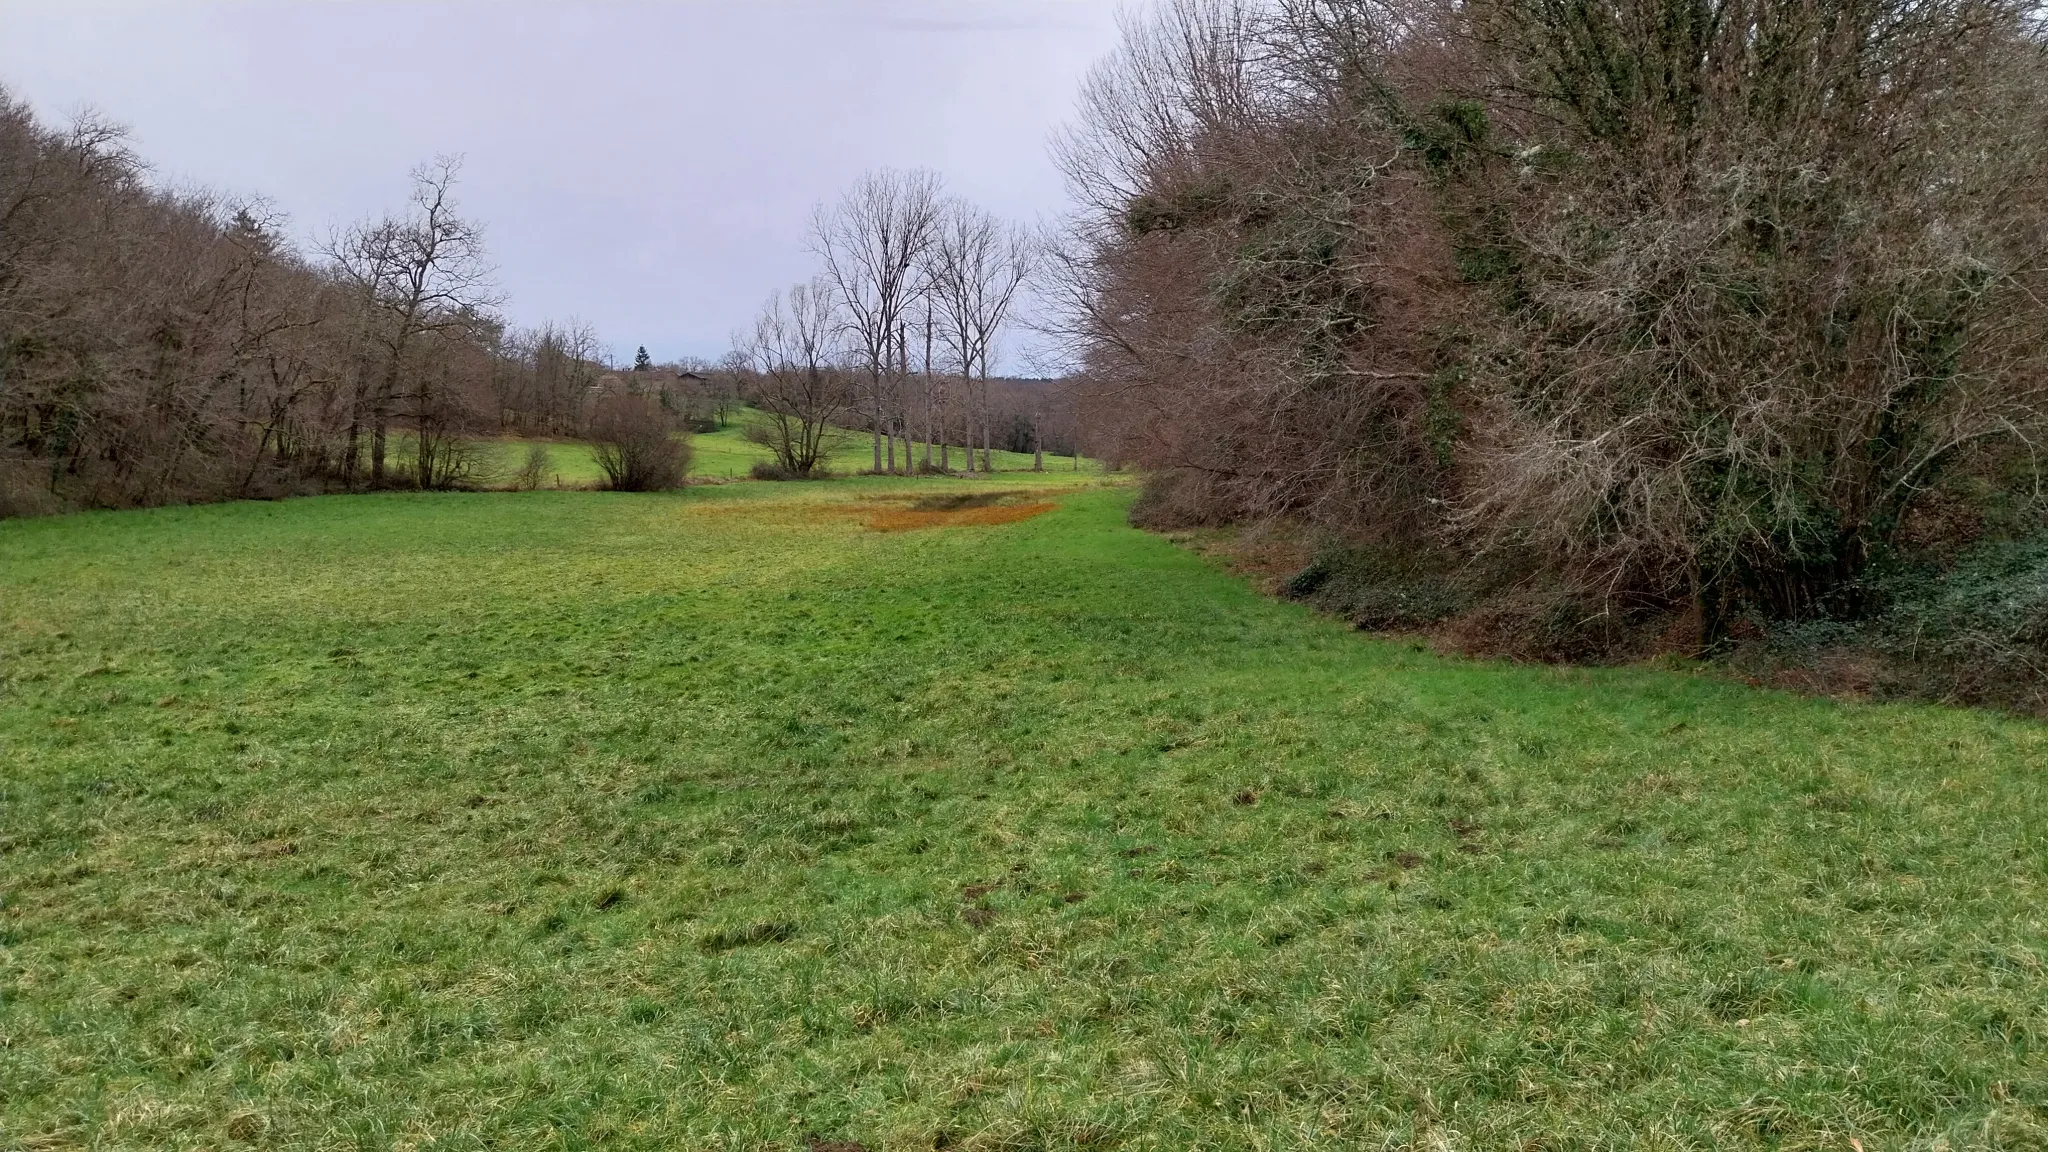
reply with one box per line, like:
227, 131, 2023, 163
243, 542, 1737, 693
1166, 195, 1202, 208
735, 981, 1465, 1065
0, 0, 1125, 366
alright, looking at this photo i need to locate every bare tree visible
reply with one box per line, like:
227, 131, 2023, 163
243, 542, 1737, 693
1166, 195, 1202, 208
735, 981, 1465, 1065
742, 279, 849, 477
809, 168, 944, 474
927, 199, 1036, 473
326, 156, 500, 489
492, 320, 605, 436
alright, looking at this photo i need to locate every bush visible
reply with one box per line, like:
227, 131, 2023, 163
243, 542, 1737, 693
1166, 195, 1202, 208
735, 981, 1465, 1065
1070, 0, 2048, 654
514, 442, 550, 491
589, 395, 688, 491
1869, 536, 2048, 708
1281, 540, 1469, 631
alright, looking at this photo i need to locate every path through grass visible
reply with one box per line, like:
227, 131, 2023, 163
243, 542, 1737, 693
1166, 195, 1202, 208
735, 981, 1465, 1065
2, 479, 2044, 1149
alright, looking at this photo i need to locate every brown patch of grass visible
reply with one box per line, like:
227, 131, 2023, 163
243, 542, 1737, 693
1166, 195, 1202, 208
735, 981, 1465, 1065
1166, 522, 1316, 593
907, 490, 1029, 512
868, 502, 1056, 533
696, 501, 868, 525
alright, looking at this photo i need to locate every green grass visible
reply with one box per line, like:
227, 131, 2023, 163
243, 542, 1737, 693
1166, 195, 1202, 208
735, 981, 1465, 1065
2, 479, 2045, 1150
465, 438, 607, 486
681, 420, 1087, 480
468, 425, 1089, 485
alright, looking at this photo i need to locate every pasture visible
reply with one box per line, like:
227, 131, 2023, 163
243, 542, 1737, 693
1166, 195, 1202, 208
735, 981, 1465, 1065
460, 424, 1080, 486
1, 477, 2044, 1149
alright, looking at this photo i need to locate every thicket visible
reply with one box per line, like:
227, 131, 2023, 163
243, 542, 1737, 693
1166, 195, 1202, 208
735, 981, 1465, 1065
1059, 0, 2048, 684
0, 89, 615, 517
589, 393, 689, 491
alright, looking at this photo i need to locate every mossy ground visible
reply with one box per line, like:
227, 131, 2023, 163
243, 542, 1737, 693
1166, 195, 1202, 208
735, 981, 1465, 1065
2, 477, 2044, 1150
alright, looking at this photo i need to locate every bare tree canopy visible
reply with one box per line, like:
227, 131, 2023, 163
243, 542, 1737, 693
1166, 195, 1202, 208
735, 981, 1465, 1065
808, 168, 945, 473
0, 90, 610, 516
741, 279, 850, 478
926, 200, 1038, 472
325, 157, 502, 490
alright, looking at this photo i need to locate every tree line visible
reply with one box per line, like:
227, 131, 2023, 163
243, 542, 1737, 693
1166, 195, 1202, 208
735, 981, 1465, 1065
0, 86, 1087, 513
736, 169, 1080, 478
1055, 0, 2048, 653
0, 88, 657, 515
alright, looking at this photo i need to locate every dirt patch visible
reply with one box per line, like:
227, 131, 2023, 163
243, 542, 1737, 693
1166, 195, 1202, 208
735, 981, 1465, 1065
960, 881, 999, 927
868, 501, 1057, 533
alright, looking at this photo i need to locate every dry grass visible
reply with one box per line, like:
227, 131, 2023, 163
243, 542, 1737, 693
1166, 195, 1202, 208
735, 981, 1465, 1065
867, 501, 1058, 533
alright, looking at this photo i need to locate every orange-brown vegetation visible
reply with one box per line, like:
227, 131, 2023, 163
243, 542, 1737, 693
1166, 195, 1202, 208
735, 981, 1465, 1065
867, 501, 1057, 533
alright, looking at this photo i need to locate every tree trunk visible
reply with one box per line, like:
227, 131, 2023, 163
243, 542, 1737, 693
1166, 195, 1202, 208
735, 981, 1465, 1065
242, 425, 274, 495
921, 321, 935, 471
371, 353, 404, 486
871, 388, 883, 473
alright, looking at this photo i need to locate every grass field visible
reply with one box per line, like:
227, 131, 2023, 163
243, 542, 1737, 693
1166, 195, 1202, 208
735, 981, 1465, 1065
3, 477, 2045, 1150
465, 422, 1087, 485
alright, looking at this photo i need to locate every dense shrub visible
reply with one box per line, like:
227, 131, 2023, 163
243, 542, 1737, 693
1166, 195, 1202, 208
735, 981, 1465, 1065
513, 442, 550, 491
1060, 0, 2048, 664
589, 394, 688, 491
1870, 538, 2048, 708
1282, 541, 1468, 631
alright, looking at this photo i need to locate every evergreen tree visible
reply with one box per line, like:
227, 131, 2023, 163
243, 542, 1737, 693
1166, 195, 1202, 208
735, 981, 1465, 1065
633, 345, 652, 372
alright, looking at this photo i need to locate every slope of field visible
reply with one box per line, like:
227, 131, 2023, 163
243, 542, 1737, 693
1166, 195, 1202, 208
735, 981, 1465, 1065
682, 424, 1075, 480
2, 480, 2044, 1150
466, 426, 1084, 485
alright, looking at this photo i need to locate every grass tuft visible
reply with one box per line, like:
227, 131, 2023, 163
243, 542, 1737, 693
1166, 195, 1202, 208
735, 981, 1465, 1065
698, 921, 800, 953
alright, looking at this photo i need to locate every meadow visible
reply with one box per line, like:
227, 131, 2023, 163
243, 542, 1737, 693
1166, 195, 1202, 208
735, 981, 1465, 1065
462, 424, 1080, 486
2, 474, 2045, 1150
